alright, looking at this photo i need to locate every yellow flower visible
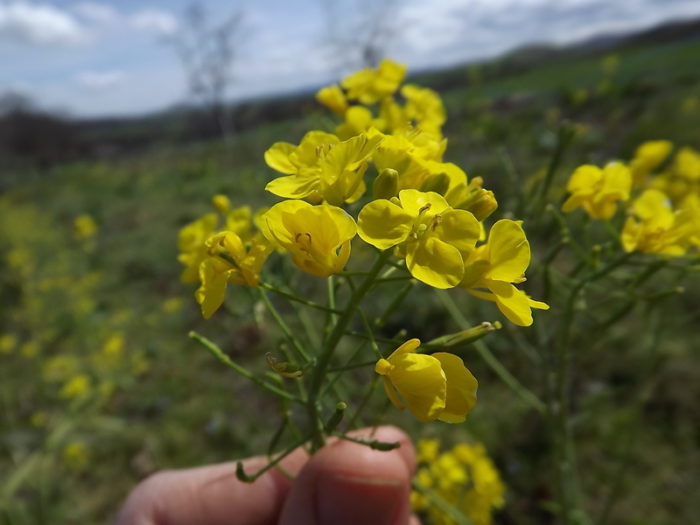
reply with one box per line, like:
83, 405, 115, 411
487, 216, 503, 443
42, 355, 79, 382
416, 438, 441, 463
73, 214, 98, 240
680, 194, 700, 249
63, 442, 89, 471
562, 162, 632, 219
375, 338, 478, 423
412, 440, 505, 525
0, 333, 17, 355
59, 374, 91, 399
621, 189, 692, 256
265, 132, 381, 206
629, 140, 673, 185
195, 231, 272, 318
335, 106, 376, 140
341, 58, 406, 104
400, 84, 446, 133
358, 190, 480, 288
162, 297, 183, 313
212, 194, 231, 214
316, 84, 348, 116
461, 220, 549, 326
673, 146, 700, 182
177, 213, 218, 283
260, 200, 356, 277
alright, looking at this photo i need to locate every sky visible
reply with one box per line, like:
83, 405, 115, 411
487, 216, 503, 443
1, 0, 699, 118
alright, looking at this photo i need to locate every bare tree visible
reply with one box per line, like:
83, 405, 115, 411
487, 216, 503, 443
168, 1, 246, 138
320, 0, 405, 73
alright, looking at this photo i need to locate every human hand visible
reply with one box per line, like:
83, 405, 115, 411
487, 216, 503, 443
116, 425, 418, 525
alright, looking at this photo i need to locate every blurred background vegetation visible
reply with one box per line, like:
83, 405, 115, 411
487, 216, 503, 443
1, 7, 699, 524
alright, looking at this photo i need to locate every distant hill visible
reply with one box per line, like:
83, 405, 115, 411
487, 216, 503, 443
1, 16, 699, 170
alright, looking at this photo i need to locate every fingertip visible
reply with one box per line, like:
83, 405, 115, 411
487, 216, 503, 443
279, 428, 415, 525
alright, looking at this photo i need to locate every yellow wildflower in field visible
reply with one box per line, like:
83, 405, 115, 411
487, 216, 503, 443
59, 374, 91, 399
315, 84, 348, 116
358, 190, 480, 288
400, 84, 447, 133
375, 338, 478, 423
0, 333, 17, 355
265, 132, 381, 205
341, 58, 406, 104
177, 213, 218, 283
562, 162, 632, 219
73, 214, 98, 240
63, 442, 89, 471
261, 200, 356, 277
630, 140, 672, 185
42, 355, 79, 381
461, 220, 549, 326
196, 231, 272, 318
621, 189, 693, 256
161, 297, 183, 313
334, 106, 378, 139
212, 194, 231, 214
649, 146, 700, 203
412, 440, 505, 525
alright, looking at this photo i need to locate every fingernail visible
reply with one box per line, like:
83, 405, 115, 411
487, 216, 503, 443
315, 474, 404, 525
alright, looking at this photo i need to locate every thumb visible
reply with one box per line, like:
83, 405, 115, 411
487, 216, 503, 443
279, 426, 416, 525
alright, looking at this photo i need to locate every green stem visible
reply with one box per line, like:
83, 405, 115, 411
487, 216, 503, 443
189, 331, 301, 403
260, 281, 342, 314
258, 288, 311, 363
532, 124, 575, 217
553, 252, 633, 522
375, 280, 415, 328
306, 250, 391, 452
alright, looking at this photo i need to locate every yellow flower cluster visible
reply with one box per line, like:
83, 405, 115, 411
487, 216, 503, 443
412, 439, 506, 525
177, 196, 273, 318
562, 141, 700, 257
73, 214, 98, 240
179, 59, 548, 326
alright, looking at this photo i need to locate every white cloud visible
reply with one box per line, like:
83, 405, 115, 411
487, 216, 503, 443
131, 9, 179, 37
0, 1, 88, 45
77, 70, 126, 90
73, 2, 121, 25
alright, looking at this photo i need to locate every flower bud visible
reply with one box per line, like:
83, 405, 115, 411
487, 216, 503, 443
427, 321, 502, 347
420, 173, 450, 195
458, 189, 498, 221
373, 168, 399, 199
212, 194, 230, 214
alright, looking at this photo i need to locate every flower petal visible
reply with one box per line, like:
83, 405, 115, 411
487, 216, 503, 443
406, 237, 463, 289
260, 200, 310, 247
389, 353, 446, 422
386, 338, 422, 361
485, 280, 543, 326
264, 142, 297, 173
398, 189, 449, 217
358, 199, 412, 250
433, 352, 478, 423
436, 209, 480, 255
265, 174, 319, 200
485, 220, 531, 282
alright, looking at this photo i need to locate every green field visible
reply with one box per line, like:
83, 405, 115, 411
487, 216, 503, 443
1, 28, 699, 524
